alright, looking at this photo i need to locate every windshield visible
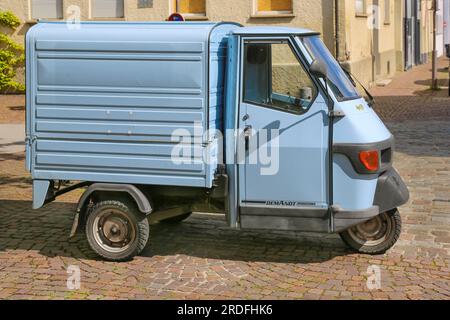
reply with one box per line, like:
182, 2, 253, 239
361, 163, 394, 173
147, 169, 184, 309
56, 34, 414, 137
300, 36, 361, 102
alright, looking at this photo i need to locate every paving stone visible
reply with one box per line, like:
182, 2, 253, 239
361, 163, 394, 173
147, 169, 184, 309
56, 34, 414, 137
0, 59, 449, 300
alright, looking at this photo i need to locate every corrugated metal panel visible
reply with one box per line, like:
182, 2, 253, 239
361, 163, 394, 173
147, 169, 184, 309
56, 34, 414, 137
27, 22, 239, 188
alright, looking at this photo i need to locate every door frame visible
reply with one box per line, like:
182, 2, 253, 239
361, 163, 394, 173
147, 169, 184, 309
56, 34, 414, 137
236, 35, 331, 233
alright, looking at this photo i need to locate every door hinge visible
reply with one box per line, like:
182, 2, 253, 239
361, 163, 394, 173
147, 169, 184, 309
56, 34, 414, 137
25, 136, 36, 146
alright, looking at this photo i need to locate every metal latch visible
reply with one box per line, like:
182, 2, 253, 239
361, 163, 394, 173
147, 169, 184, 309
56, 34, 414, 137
25, 136, 36, 146
329, 110, 346, 118
244, 125, 253, 151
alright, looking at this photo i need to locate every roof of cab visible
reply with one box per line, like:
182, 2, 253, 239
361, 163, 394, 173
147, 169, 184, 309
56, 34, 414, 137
232, 26, 319, 36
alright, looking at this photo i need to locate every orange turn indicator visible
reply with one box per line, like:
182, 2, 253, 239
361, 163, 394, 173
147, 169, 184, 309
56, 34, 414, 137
359, 150, 380, 172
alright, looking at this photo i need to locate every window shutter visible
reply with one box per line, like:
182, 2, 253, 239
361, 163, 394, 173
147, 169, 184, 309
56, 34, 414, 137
31, 0, 63, 19
176, 0, 206, 14
258, 0, 292, 12
92, 0, 125, 18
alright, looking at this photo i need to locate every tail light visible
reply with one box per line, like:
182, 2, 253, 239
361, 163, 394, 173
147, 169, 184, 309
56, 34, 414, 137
359, 150, 379, 172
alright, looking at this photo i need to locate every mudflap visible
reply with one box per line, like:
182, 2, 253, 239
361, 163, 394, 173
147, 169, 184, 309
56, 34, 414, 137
32, 180, 52, 210
373, 168, 410, 214
69, 211, 81, 238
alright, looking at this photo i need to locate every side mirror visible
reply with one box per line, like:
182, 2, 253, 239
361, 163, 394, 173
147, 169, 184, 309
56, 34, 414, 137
310, 59, 334, 112
309, 59, 328, 79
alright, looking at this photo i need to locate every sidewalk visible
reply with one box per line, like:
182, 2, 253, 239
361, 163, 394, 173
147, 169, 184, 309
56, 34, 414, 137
0, 95, 25, 124
0, 125, 24, 154
371, 57, 450, 122
0, 95, 25, 154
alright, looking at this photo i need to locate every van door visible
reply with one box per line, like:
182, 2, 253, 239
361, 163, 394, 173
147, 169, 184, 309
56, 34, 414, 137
238, 37, 329, 232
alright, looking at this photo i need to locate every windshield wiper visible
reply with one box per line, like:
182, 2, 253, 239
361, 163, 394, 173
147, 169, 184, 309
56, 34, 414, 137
341, 68, 375, 107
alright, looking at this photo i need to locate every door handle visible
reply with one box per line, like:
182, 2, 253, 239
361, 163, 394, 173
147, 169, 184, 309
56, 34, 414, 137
244, 125, 252, 151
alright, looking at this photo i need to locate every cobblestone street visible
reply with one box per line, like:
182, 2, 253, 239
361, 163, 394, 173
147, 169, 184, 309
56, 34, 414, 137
0, 59, 449, 300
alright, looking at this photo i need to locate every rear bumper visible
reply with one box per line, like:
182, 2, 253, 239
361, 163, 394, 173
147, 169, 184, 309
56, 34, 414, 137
334, 168, 409, 232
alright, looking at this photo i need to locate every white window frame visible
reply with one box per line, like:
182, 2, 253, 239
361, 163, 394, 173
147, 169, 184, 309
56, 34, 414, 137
90, 0, 125, 19
29, 0, 63, 20
355, 0, 367, 16
384, 0, 391, 24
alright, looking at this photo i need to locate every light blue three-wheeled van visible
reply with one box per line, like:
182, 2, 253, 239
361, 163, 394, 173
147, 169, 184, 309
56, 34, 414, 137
26, 21, 409, 261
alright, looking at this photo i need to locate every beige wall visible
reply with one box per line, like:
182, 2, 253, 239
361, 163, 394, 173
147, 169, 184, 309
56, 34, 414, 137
341, 0, 404, 86
0, 0, 438, 88
0, 0, 334, 87
420, 0, 435, 63
0, 0, 334, 51
338, 0, 435, 87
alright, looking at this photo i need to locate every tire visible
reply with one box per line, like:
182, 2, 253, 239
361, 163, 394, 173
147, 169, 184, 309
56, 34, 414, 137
339, 209, 402, 255
160, 212, 192, 224
85, 200, 149, 262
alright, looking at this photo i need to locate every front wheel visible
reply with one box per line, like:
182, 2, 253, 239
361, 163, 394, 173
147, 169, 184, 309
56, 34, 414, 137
340, 209, 402, 255
85, 200, 149, 261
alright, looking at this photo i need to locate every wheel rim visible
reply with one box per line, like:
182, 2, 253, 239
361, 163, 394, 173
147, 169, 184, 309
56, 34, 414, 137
92, 208, 136, 253
347, 212, 392, 247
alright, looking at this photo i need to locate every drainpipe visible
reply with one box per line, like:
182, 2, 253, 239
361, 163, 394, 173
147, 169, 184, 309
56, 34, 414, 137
432, 0, 438, 89
335, 0, 340, 59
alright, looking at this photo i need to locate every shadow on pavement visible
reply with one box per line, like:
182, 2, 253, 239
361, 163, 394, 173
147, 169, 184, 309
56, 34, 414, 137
0, 152, 25, 162
0, 176, 31, 187
0, 200, 349, 264
414, 79, 449, 87
370, 96, 450, 158
8, 106, 24, 111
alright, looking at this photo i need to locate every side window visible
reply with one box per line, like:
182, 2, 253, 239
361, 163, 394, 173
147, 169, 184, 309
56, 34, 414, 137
243, 40, 317, 114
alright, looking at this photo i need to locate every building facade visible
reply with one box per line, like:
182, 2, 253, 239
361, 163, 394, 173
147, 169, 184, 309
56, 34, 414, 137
0, 0, 443, 88
337, 0, 405, 86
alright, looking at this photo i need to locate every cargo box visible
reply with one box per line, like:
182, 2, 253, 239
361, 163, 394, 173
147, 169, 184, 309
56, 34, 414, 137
26, 22, 240, 188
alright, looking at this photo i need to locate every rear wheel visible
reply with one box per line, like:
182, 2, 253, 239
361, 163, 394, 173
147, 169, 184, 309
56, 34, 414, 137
85, 200, 149, 261
340, 209, 401, 255
160, 212, 192, 224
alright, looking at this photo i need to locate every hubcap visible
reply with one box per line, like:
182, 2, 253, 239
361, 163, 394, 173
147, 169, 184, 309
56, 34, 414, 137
347, 212, 392, 247
93, 209, 136, 253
